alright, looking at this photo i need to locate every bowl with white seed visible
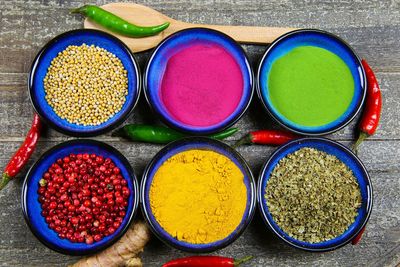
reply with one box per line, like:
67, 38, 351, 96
28, 29, 141, 136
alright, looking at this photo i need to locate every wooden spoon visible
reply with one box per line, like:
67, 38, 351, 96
84, 2, 297, 52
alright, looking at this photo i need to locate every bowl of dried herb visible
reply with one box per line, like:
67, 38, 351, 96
258, 137, 372, 251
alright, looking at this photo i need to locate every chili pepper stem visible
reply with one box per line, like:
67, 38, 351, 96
233, 134, 252, 148
234, 256, 253, 266
353, 131, 369, 153
70, 6, 84, 14
0, 173, 10, 191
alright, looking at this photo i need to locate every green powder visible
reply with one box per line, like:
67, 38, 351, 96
268, 46, 355, 127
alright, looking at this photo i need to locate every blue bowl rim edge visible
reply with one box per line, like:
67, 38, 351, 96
140, 136, 257, 253
257, 137, 373, 252
256, 28, 367, 136
21, 138, 140, 256
27, 28, 142, 137
143, 27, 255, 135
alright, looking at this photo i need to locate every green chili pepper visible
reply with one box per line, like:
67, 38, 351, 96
71, 5, 170, 38
112, 124, 239, 144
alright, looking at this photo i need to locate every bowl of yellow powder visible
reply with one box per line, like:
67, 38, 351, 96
141, 137, 256, 252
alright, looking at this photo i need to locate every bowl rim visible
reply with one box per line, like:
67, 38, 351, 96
256, 28, 367, 136
143, 27, 254, 135
27, 28, 141, 137
140, 136, 257, 252
21, 139, 140, 256
257, 137, 373, 252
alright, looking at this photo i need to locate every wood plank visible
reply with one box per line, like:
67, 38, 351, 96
0, 71, 397, 140
0, 140, 398, 180
1, 1, 399, 73
0, 141, 398, 266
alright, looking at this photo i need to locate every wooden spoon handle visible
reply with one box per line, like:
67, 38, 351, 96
184, 23, 298, 44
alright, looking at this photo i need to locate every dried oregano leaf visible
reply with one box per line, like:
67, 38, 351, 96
265, 147, 362, 243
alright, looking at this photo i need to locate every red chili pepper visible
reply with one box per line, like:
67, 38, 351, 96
162, 256, 252, 267
234, 129, 298, 147
0, 114, 42, 190
354, 59, 382, 151
351, 226, 366, 245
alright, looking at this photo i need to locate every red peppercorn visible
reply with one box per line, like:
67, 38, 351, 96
92, 207, 100, 215
73, 199, 80, 206
98, 224, 106, 232
107, 199, 115, 206
122, 187, 130, 197
113, 167, 120, 174
67, 205, 75, 212
70, 217, 79, 225
115, 184, 122, 191
93, 234, 102, 242
95, 156, 104, 164
85, 235, 94, 244
38, 187, 46, 195
83, 199, 91, 207
108, 227, 116, 235
49, 201, 57, 209
38, 153, 130, 244
113, 221, 120, 229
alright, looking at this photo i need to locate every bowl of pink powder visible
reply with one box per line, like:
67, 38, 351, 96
144, 28, 254, 134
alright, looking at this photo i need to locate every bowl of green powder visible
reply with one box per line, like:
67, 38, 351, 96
257, 29, 366, 135
258, 137, 372, 251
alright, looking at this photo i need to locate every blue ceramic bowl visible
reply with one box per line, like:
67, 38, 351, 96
257, 29, 366, 135
258, 137, 373, 251
22, 139, 139, 255
28, 29, 141, 137
144, 28, 254, 135
141, 137, 256, 252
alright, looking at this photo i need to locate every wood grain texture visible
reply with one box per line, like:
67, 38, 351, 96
0, 0, 399, 266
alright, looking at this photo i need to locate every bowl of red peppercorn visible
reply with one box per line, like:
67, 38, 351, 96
21, 139, 139, 255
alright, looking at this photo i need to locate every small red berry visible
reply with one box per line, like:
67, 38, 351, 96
113, 167, 120, 174
39, 153, 129, 244
49, 201, 57, 209
85, 235, 94, 245
93, 234, 102, 242
70, 217, 79, 225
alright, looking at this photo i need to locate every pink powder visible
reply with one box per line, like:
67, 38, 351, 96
160, 43, 244, 127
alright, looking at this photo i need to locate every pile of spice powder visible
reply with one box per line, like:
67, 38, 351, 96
160, 43, 244, 127
44, 44, 128, 126
149, 149, 247, 244
265, 147, 362, 243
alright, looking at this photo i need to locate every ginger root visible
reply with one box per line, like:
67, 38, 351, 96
70, 221, 150, 267
125, 257, 142, 267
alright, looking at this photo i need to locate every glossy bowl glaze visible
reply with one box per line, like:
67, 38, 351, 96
141, 137, 256, 252
28, 29, 141, 137
258, 137, 373, 252
144, 28, 253, 135
257, 29, 366, 135
22, 139, 139, 255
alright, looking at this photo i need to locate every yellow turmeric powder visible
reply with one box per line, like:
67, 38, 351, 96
149, 149, 247, 244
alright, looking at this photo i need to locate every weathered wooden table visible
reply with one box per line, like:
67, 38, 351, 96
1, 0, 399, 266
